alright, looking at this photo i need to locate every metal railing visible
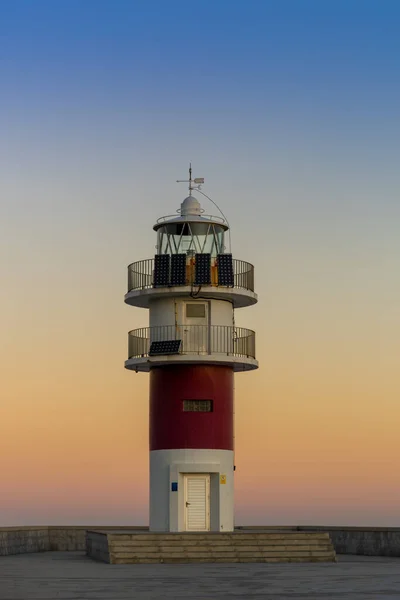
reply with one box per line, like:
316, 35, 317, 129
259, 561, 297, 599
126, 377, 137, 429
156, 214, 227, 226
128, 258, 154, 291
128, 325, 256, 360
127, 258, 254, 293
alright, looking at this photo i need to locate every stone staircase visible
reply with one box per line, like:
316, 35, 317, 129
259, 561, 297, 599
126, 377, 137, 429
93, 531, 336, 564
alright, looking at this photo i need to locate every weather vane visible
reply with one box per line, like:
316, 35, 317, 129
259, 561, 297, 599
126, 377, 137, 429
176, 163, 204, 194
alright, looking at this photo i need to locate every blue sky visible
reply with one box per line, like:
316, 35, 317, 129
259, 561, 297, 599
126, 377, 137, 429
2, 1, 399, 209
3, 1, 400, 130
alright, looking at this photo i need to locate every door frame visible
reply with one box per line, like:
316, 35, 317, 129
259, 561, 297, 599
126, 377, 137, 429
183, 473, 211, 532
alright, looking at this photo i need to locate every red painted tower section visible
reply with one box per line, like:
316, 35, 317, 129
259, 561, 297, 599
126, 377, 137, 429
149, 365, 234, 451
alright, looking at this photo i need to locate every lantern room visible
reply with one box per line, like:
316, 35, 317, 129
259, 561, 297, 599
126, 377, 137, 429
154, 195, 228, 257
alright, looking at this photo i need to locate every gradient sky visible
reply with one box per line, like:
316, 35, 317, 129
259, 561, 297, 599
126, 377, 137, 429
1, 0, 400, 526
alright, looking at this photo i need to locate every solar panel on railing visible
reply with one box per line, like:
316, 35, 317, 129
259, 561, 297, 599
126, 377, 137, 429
149, 340, 182, 355
217, 253, 234, 286
194, 253, 211, 285
171, 254, 187, 286
153, 254, 170, 287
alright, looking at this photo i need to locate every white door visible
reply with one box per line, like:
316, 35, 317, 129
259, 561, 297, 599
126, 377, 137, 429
181, 302, 209, 354
184, 474, 211, 531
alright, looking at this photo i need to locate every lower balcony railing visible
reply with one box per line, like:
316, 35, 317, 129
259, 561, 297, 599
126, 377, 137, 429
128, 325, 256, 360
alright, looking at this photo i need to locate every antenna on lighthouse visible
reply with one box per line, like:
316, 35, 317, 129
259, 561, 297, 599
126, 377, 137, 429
176, 163, 204, 194
176, 163, 231, 251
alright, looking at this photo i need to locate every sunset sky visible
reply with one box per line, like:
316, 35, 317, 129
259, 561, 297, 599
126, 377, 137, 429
1, 0, 400, 526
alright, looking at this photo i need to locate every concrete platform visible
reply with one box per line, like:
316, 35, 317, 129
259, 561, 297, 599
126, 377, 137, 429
1, 551, 400, 599
2, 525, 400, 557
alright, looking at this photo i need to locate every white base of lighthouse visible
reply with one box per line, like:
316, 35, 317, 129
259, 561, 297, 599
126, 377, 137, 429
149, 449, 234, 533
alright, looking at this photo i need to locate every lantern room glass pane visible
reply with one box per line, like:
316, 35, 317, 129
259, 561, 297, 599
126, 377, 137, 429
157, 223, 225, 256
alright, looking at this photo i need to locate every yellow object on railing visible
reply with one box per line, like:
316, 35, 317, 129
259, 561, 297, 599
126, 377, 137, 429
211, 264, 218, 286
186, 259, 195, 284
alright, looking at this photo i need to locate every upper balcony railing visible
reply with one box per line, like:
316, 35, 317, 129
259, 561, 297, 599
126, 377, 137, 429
128, 325, 256, 360
127, 258, 254, 293
156, 213, 227, 226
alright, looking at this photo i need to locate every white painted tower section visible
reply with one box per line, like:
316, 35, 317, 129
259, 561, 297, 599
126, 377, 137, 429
150, 449, 234, 532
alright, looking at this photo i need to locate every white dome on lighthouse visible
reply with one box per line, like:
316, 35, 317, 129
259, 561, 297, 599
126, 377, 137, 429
180, 195, 202, 217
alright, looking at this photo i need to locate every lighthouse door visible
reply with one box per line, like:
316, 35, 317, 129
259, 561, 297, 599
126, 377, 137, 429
181, 302, 209, 354
184, 474, 211, 531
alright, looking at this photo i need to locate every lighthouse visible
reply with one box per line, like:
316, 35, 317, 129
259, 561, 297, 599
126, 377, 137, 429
124, 168, 258, 532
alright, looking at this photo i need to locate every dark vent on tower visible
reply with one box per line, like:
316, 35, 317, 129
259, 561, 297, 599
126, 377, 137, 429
183, 399, 213, 412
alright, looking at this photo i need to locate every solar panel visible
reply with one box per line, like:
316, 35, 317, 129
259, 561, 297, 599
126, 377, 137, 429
217, 253, 234, 286
194, 253, 211, 285
170, 254, 187, 286
153, 254, 170, 287
149, 339, 182, 356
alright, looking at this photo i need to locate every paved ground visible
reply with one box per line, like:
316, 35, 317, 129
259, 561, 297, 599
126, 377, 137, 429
0, 551, 399, 599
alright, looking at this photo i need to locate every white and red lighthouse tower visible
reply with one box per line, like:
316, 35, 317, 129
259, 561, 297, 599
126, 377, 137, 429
125, 169, 258, 532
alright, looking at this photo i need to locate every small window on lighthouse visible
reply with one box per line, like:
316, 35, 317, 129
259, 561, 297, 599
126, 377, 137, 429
183, 400, 213, 412
186, 303, 206, 318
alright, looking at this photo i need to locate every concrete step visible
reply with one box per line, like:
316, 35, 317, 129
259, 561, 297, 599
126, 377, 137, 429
113, 550, 332, 559
110, 543, 333, 553
112, 555, 336, 564
109, 538, 331, 546
108, 530, 329, 540
107, 533, 331, 543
